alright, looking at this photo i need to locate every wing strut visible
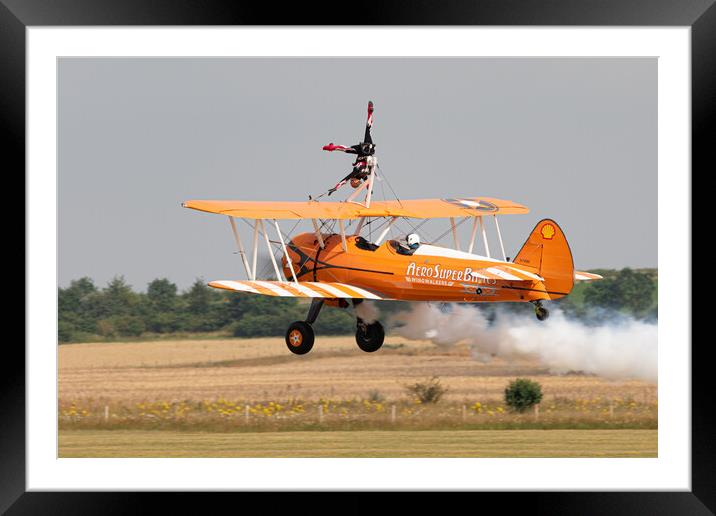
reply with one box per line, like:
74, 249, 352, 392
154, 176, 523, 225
338, 219, 348, 252
228, 216, 252, 278
251, 221, 259, 280
274, 219, 298, 283
353, 217, 366, 236
468, 217, 479, 254
311, 219, 325, 248
450, 218, 461, 251
375, 216, 397, 245
480, 216, 491, 258
494, 215, 507, 261
259, 219, 282, 281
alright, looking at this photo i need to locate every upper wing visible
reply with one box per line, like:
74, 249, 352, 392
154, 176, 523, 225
209, 280, 387, 300
183, 197, 528, 220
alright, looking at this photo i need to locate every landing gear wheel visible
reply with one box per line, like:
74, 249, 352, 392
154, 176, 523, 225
285, 321, 315, 355
535, 306, 549, 321
355, 320, 385, 352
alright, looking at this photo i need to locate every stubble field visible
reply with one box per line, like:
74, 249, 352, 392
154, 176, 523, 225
58, 336, 657, 457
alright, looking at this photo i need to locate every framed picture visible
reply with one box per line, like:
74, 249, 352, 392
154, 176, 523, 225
7, 0, 709, 512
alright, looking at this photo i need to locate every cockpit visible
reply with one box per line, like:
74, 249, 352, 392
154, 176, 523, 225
355, 236, 379, 251
355, 233, 421, 256
389, 239, 418, 256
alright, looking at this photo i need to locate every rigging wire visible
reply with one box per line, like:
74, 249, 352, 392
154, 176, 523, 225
236, 218, 300, 281
429, 215, 470, 246
376, 163, 403, 208
375, 163, 439, 243
399, 216, 436, 245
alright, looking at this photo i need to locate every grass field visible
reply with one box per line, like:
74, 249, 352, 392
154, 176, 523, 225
59, 429, 657, 458
58, 336, 657, 457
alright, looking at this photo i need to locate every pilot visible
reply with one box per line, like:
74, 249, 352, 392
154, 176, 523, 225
397, 233, 421, 255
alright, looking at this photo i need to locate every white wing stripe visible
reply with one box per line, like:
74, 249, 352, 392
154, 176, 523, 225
291, 283, 327, 298
486, 267, 523, 281
314, 283, 351, 298
506, 266, 543, 281
254, 281, 295, 297
214, 280, 261, 294
335, 284, 382, 300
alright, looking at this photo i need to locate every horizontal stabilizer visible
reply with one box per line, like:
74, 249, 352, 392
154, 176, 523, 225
209, 280, 385, 300
574, 271, 603, 281
470, 264, 544, 282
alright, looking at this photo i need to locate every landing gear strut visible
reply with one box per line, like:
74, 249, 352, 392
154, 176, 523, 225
285, 299, 323, 355
532, 300, 549, 321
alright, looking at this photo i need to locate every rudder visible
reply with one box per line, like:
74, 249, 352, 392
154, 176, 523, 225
513, 219, 574, 298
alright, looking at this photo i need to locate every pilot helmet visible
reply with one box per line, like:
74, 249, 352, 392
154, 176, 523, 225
407, 233, 421, 249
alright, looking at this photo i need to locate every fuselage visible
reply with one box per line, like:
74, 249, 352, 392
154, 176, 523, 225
282, 232, 561, 303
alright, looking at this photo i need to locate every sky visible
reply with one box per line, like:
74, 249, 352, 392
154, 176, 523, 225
58, 57, 656, 291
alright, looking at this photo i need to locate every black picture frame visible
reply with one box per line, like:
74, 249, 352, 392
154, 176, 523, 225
4, 1, 709, 513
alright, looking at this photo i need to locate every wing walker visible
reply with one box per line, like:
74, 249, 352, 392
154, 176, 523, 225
183, 102, 601, 355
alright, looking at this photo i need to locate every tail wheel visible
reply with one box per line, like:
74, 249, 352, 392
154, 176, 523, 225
356, 320, 385, 352
285, 321, 315, 355
535, 307, 549, 321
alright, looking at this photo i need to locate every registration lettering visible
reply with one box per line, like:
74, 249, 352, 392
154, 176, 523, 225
405, 262, 497, 286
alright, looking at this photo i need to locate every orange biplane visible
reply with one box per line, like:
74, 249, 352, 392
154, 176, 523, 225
183, 102, 601, 355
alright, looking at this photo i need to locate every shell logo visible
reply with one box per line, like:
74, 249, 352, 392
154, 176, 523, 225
540, 223, 556, 240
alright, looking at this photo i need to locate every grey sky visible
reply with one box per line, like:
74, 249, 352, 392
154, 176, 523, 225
58, 57, 656, 291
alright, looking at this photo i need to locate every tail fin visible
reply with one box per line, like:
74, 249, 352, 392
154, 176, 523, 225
513, 219, 574, 298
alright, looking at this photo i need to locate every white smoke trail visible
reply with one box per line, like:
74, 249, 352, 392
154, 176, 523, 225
390, 304, 657, 383
354, 300, 380, 324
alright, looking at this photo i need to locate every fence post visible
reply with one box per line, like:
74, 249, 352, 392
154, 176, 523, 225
391, 405, 396, 424
318, 404, 323, 424
245, 405, 250, 424
609, 400, 614, 419
104, 405, 109, 423
462, 405, 466, 422
534, 404, 540, 421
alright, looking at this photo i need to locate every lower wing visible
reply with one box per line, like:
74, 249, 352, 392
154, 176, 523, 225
209, 280, 385, 300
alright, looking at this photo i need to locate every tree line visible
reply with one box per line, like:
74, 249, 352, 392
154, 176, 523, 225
58, 268, 657, 343
58, 276, 358, 343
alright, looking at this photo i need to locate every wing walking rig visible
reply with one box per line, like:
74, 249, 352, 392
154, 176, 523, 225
319, 100, 377, 204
